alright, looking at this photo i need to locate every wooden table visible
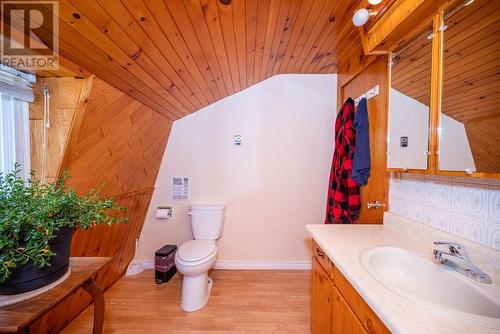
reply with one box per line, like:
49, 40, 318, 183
0, 257, 111, 334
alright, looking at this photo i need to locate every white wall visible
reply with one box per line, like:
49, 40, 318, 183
388, 88, 430, 169
439, 116, 476, 172
137, 74, 337, 267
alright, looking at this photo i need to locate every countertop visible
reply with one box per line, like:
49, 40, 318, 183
307, 212, 500, 334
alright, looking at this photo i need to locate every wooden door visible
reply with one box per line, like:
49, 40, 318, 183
332, 287, 368, 334
340, 57, 389, 224
311, 257, 334, 334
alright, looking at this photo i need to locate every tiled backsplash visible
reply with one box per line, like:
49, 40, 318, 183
389, 173, 500, 251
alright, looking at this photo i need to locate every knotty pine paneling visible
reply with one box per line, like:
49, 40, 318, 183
61, 77, 172, 197
464, 117, 500, 173
28, 189, 154, 333
338, 56, 389, 224
27, 0, 363, 120
29, 77, 85, 183
27, 78, 172, 333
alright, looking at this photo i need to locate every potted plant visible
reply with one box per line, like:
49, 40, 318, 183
0, 166, 127, 295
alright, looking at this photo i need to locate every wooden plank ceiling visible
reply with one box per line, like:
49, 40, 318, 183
32, 0, 362, 120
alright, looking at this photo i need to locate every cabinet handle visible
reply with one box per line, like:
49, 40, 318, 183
316, 248, 325, 259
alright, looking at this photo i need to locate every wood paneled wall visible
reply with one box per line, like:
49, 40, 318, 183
29, 78, 85, 183
59, 77, 172, 197
28, 78, 172, 333
338, 55, 389, 224
28, 190, 153, 334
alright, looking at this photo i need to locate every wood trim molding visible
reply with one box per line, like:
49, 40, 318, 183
428, 14, 443, 175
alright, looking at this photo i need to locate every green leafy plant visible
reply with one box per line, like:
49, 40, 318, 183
0, 166, 127, 282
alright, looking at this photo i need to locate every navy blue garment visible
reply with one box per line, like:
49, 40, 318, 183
352, 97, 371, 186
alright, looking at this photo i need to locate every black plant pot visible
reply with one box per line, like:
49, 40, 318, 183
0, 227, 75, 295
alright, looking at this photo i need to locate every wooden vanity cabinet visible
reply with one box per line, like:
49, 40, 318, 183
332, 287, 367, 334
311, 240, 390, 334
311, 257, 333, 333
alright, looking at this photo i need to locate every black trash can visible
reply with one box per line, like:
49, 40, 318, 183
155, 245, 177, 284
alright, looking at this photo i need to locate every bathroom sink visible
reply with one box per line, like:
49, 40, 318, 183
360, 246, 500, 329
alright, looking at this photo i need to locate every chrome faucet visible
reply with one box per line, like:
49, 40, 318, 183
433, 241, 492, 284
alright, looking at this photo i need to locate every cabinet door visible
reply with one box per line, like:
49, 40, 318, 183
332, 287, 368, 334
311, 257, 333, 334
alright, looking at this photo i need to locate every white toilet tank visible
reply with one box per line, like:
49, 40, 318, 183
189, 204, 225, 240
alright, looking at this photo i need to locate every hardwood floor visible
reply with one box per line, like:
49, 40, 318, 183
62, 269, 311, 334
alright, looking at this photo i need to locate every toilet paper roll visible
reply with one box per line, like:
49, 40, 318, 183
155, 208, 171, 219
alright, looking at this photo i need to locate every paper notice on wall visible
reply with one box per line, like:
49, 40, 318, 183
172, 177, 189, 201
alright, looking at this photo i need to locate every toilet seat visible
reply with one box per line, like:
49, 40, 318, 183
177, 240, 216, 263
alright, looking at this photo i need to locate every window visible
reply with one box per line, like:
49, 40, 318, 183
0, 65, 35, 180
0, 95, 30, 179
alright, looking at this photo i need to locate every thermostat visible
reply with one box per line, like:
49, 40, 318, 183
400, 136, 408, 147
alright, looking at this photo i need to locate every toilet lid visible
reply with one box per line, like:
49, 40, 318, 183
177, 240, 216, 262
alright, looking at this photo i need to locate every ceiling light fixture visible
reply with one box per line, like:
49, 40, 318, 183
352, 8, 369, 26
352, 8, 377, 27
368, 0, 383, 4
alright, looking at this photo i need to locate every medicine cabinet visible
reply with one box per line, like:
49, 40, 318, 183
387, 0, 500, 178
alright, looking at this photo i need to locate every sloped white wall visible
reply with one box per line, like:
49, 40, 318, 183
388, 88, 430, 169
439, 116, 476, 171
388, 88, 475, 171
137, 74, 337, 267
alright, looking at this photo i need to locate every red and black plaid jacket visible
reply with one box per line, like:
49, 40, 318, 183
325, 98, 360, 224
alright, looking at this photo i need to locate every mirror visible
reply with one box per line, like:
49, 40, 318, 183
439, 0, 500, 173
388, 22, 433, 170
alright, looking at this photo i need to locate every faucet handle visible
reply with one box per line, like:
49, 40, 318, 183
433, 241, 468, 258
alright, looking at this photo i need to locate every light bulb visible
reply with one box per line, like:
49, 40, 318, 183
352, 8, 370, 27
368, 0, 383, 4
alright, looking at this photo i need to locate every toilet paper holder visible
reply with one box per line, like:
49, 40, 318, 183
156, 206, 172, 219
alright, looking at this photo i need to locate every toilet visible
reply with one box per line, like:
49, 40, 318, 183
175, 204, 225, 312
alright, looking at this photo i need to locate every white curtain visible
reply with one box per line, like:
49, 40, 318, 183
0, 94, 31, 180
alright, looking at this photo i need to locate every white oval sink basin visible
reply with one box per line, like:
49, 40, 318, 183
360, 246, 500, 329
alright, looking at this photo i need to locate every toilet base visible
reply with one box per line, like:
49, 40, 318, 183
180, 273, 213, 312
